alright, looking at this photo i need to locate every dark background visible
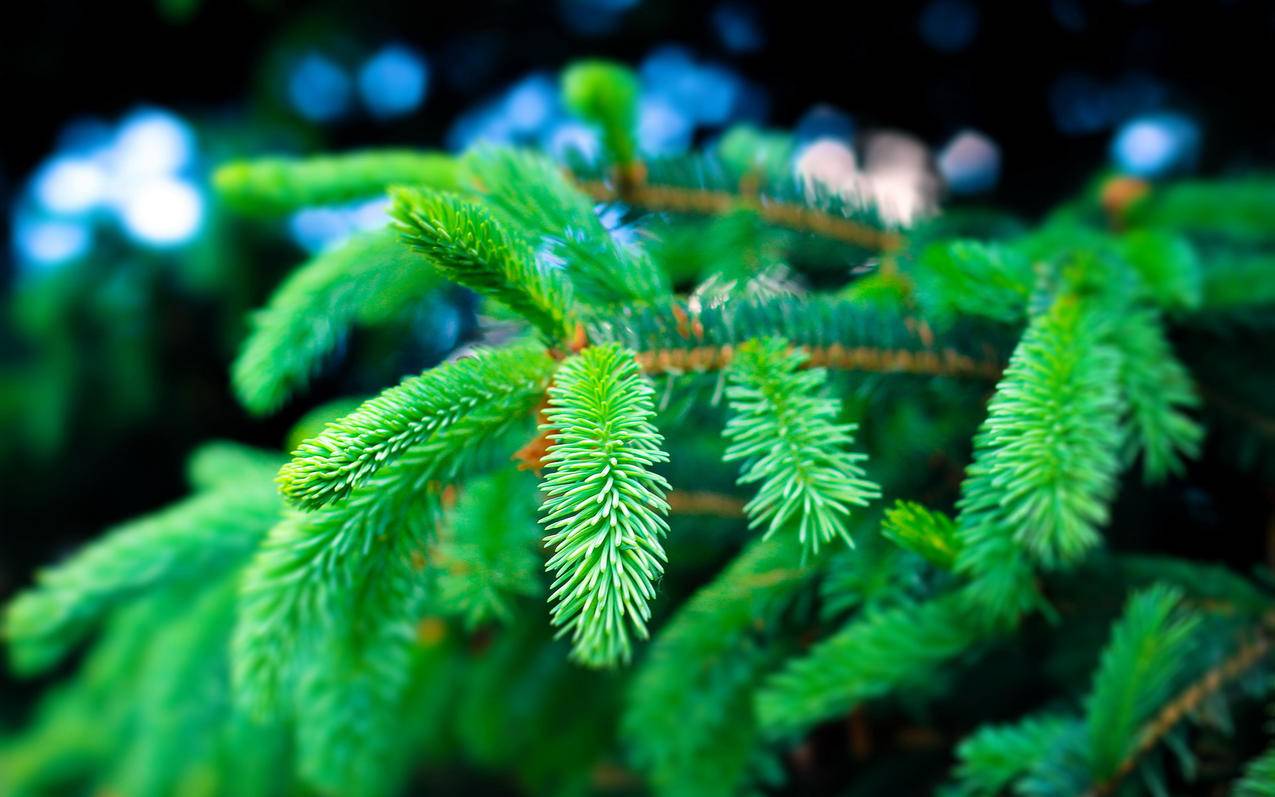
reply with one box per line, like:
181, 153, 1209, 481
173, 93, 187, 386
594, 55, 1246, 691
5, 0, 1275, 213
2, 0, 1273, 722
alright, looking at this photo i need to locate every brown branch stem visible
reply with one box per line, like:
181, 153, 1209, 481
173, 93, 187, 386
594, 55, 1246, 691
666, 490, 747, 518
575, 179, 905, 252
634, 342, 1003, 380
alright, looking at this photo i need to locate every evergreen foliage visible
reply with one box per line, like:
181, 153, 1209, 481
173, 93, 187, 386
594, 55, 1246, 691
960, 295, 1124, 572
279, 343, 554, 508
624, 535, 812, 796
540, 343, 671, 667
1113, 309, 1203, 481
723, 337, 880, 554
1236, 746, 1275, 797
4, 464, 279, 675
434, 469, 543, 628
950, 713, 1075, 797
880, 499, 959, 569
391, 187, 575, 341
561, 60, 640, 167
5, 59, 1275, 797
214, 150, 459, 214
462, 146, 667, 303
233, 227, 443, 414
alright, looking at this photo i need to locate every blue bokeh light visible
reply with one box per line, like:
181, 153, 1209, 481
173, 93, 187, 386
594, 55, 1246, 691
1050, 71, 1166, 135
637, 95, 693, 156
447, 100, 514, 150
504, 74, 558, 133
289, 198, 390, 254
358, 45, 429, 120
289, 53, 353, 122
446, 46, 763, 159
56, 118, 114, 157
14, 216, 93, 269
713, 3, 764, 53
558, 0, 638, 36
918, 0, 979, 53
350, 197, 392, 231
641, 47, 742, 126
15, 106, 206, 270
289, 207, 350, 254
544, 121, 601, 162
794, 105, 855, 146
637, 46, 751, 148
1111, 113, 1200, 178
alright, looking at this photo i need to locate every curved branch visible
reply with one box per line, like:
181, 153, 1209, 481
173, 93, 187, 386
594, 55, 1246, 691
1084, 620, 1273, 797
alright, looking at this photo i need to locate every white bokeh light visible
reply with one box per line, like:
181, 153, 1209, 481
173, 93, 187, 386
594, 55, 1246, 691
938, 129, 1001, 194
111, 109, 196, 179
32, 157, 109, 214
119, 178, 204, 246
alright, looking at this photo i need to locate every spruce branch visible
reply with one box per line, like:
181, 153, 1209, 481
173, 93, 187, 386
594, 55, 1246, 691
1083, 615, 1272, 797
956, 295, 1124, 577
624, 536, 813, 797
756, 592, 980, 735
913, 240, 1034, 324
561, 60, 640, 168
570, 142, 906, 253
1125, 177, 1275, 241
880, 499, 960, 570
1197, 249, 1275, 312
391, 187, 575, 341
575, 169, 905, 252
185, 440, 286, 492
103, 577, 251, 797
0, 596, 180, 794
1113, 309, 1203, 482
293, 513, 432, 796
233, 227, 441, 415
234, 376, 541, 715
587, 295, 1006, 380
14, 55, 1275, 797
214, 150, 458, 214
723, 337, 880, 554
1235, 744, 1275, 797
539, 343, 672, 667
279, 344, 554, 509
433, 469, 543, 628
1116, 229, 1203, 312
1083, 585, 1203, 784
818, 527, 925, 619
4, 480, 280, 675
463, 146, 667, 304
950, 713, 1076, 797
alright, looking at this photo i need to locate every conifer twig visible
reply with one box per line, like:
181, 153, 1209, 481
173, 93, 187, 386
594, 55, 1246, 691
666, 490, 747, 518
633, 342, 1002, 379
575, 179, 905, 251
1083, 621, 1273, 797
